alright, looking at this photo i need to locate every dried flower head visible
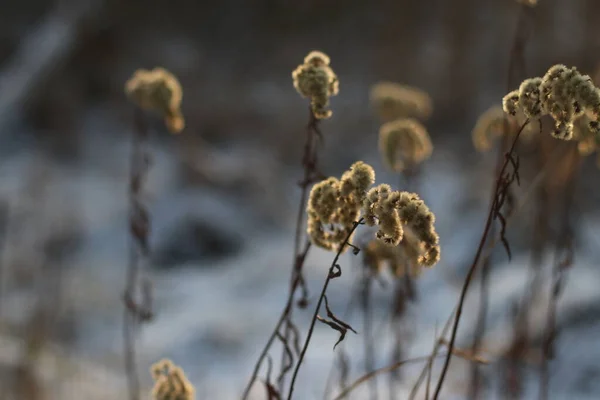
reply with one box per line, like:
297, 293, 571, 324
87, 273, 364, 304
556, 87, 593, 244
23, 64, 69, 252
370, 82, 433, 122
125, 68, 185, 133
307, 162, 375, 251
503, 64, 600, 141
150, 359, 195, 400
471, 105, 537, 152
292, 50, 339, 119
307, 161, 440, 267
362, 187, 440, 267
379, 118, 432, 172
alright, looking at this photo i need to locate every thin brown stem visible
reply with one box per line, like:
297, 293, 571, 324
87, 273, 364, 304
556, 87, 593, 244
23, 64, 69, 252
432, 120, 528, 400
360, 274, 377, 400
408, 307, 456, 400
123, 107, 149, 400
287, 219, 363, 400
539, 148, 579, 400
338, 347, 488, 400
242, 108, 322, 400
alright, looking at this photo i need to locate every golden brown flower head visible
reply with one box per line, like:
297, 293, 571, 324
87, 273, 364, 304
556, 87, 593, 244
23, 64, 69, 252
503, 64, 600, 141
307, 162, 440, 267
370, 82, 433, 122
150, 359, 195, 400
378, 118, 433, 172
125, 68, 185, 134
292, 50, 339, 119
362, 188, 440, 267
307, 162, 375, 252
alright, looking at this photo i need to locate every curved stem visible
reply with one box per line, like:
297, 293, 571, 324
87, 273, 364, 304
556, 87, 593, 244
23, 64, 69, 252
287, 219, 363, 400
241, 108, 320, 399
432, 121, 528, 400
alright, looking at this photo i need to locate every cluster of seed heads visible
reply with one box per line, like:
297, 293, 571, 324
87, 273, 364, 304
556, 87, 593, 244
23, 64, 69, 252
292, 51, 339, 119
307, 162, 440, 267
370, 82, 434, 172
150, 359, 195, 400
307, 161, 375, 251
362, 184, 440, 267
363, 234, 424, 278
125, 67, 185, 134
503, 64, 600, 140
379, 118, 433, 172
471, 105, 537, 152
370, 82, 433, 122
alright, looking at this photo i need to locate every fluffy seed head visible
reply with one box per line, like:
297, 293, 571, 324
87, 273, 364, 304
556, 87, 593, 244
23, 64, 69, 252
151, 359, 195, 400
503, 64, 600, 142
125, 67, 185, 133
379, 118, 433, 172
292, 51, 339, 119
370, 82, 433, 122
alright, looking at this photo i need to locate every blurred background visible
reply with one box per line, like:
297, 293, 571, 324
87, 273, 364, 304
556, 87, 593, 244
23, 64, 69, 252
1, 0, 600, 399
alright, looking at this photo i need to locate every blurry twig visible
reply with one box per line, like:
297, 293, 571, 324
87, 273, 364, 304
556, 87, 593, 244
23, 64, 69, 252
123, 108, 154, 400
337, 347, 488, 400
432, 120, 528, 399
539, 148, 580, 400
242, 108, 324, 399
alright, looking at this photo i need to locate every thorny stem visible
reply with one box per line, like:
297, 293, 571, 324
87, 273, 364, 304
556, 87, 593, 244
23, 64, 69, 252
242, 108, 322, 400
432, 120, 529, 400
287, 219, 364, 400
539, 148, 580, 400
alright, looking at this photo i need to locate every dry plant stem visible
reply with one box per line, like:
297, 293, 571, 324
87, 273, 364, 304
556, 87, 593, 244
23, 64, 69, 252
389, 166, 419, 400
468, 129, 510, 399
322, 275, 364, 400
279, 108, 322, 388
505, 139, 549, 399
287, 219, 363, 400
411, 141, 560, 400
241, 242, 310, 400
539, 149, 579, 400
339, 346, 489, 400
242, 109, 321, 400
408, 307, 456, 400
432, 120, 528, 400
123, 108, 150, 400
360, 274, 377, 400
0, 204, 8, 319
335, 354, 436, 400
